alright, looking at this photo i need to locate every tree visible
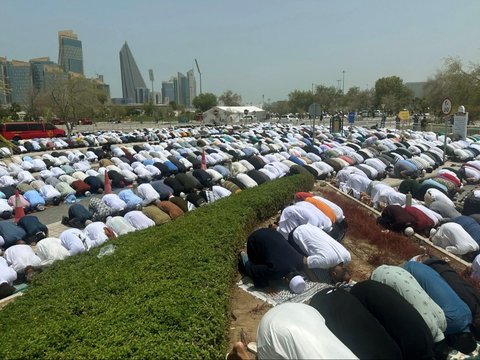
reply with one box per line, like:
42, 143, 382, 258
219, 90, 242, 106
288, 90, 314, 113
143, 100, 155, 117
343, 86, 374, 112
192, 93, 218, 112
313, 85, 343, 113
47, 77, 104, 137
374, 76, 412, 113
424, 58, 480, 119
268, 100, 291, 115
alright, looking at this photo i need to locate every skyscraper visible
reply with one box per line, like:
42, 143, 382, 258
119, 42, 149, 104
176, 72, 187, 107
0, 57, 9, 105
6, 60, 33, 106
161, 80, 175, 104
187, 69, 196, 108
58, 30, 84, 75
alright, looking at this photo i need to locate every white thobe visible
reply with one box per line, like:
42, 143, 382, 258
292, 224, 351, 269
102, 194, 126, 212
431, 223, 479, 255
277, 202, 332, 239
60, 228, 93, 255
35, 237, 70, 265
124, 211, 155, 230
4, 244, 42, 273
137, 184, 160, 206
106, 216, 136, 235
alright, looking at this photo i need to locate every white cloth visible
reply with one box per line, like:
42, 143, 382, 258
0, 199, 13, 212
0, 175, 16, 186
236, 173, 257, 188
35, 237, 70, 265
257, 303, 358, 360
84, 222, 110, 247
431, 223, 479, 255
137, 183, 160, 206
341, 173, 372, 199
212, 185, 231, 200
17, 170, 35, 184
106, 216, 136, 235
277, 202, 332, 239
0, 257, 17, 285
4, 244, 42, 273
60, 228, 93, 255
292, 224, 351, 269
123, 211, 155, 230
371, 183, 396, 205
424, 188, 455, 208
102, 194, 126, 212
39, 185, 61, 201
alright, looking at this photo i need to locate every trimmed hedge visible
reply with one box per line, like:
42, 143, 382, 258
0, 173, 314, 359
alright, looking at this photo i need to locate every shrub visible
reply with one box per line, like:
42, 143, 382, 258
0, 173, 313, 359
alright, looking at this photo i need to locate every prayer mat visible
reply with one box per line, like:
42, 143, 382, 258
237, 269, 331, 306
448, 342, 480, 360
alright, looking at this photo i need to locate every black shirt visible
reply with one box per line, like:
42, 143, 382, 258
247, 228, 304, 288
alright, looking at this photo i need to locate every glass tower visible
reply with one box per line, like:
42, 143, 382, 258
58, 30, 84, 75
6, 60, 33, 106
0, 57, 9, 105
119, 42, 148, 104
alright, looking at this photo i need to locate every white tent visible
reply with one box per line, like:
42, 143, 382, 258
203, 106, 265, 124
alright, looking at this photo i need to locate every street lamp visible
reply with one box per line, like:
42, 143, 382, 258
342, 70, 346, 94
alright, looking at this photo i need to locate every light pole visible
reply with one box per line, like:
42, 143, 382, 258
342, 70, 345, 94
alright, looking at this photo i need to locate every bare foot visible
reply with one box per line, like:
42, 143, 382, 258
227, 342, 250, 360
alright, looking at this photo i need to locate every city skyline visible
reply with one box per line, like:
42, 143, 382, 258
1, 0, 479, 104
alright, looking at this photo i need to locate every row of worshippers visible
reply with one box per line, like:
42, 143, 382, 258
238, 191, 352, 295
11, 127, 166, 155
0, 124, 344, 218
1, 152, 309, 298
229, 258, 480, 360
0, 204, 169, 300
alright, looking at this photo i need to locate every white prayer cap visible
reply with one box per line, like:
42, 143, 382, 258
410, 254, 425, 262
430, 228, 437, 237
404, 227, 414, 236
289, 275, 306, 294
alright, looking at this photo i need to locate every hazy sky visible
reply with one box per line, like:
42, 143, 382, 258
2, 0, 479, 103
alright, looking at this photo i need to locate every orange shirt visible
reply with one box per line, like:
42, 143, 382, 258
305, 197, 336, 223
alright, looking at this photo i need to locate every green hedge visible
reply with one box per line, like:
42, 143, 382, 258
0, 173, 314, 359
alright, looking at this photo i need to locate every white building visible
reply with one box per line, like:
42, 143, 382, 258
203, 106, 265, 124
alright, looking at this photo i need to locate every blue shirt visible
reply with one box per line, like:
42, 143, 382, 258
0, 220, 26, 248
453, 216, 480, 245
213, 165, 230, 178
23, 190, 46, 207
119, 189, 142, 209
403, 261, 471, 335
163, 161, 178, 173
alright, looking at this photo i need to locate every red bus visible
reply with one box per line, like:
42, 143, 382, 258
0, 122, 66, 140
